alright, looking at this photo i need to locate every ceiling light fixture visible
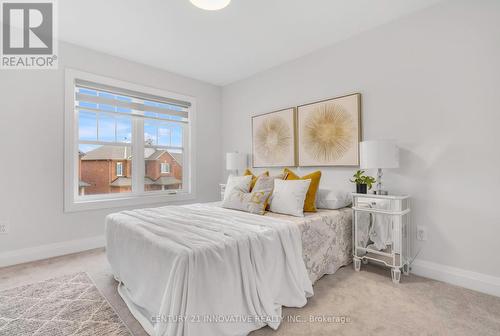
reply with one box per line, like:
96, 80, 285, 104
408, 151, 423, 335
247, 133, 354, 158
190, 0, 231, 11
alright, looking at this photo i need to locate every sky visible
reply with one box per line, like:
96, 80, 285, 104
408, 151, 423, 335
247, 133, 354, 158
78, 88, 184, 154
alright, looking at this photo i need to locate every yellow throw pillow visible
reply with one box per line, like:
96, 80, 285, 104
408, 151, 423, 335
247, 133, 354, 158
284, 168, 321, 212
244, 169, 269, 191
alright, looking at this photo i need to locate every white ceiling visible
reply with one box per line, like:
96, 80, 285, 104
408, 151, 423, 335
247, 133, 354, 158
59, 0, 442, 86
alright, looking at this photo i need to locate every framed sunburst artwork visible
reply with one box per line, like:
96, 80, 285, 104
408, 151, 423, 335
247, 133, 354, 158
297, 93, 361, 166
252, 108, 296, 167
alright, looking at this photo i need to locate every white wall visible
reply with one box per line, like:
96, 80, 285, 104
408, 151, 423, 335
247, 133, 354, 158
222, 0, 500, 281
0, 42, 223, 258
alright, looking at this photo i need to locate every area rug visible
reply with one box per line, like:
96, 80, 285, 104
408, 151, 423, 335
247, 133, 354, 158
0, 272, 131, 336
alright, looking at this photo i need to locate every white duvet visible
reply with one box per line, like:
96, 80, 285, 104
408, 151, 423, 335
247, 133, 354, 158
106, 203, 313, 336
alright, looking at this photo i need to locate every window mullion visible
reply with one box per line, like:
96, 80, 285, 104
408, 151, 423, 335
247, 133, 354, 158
132, 116, 145, 194
73, 104, 80, 200
169, 126, 172, 146
182, 122, 189, 193
96, 112, 99, 141
114, 115, 117, 142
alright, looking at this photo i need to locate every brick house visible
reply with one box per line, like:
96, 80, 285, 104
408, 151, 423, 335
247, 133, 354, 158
79, 146, 182, 195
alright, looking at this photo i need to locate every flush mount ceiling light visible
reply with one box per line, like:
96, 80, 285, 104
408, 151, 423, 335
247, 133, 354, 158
190, 0, 231, 11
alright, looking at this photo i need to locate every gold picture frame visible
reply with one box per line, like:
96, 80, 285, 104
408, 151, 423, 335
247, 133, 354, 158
252, 107, 297, 168
296, 93, 361, 167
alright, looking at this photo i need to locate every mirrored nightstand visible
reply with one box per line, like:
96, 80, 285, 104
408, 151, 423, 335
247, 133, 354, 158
352, 193, 412, 284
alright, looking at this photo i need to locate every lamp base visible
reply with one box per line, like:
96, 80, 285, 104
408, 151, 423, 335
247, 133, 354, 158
374, 168, 389, 195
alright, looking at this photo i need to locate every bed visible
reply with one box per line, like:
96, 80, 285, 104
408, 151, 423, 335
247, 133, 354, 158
105, 202, 352, 336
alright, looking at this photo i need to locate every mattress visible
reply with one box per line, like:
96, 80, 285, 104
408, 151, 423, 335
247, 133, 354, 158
105, 202, 352, 336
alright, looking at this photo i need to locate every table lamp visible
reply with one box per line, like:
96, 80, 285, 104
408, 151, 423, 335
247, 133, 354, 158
226, 152, 247, 176
360, 140, 399, 195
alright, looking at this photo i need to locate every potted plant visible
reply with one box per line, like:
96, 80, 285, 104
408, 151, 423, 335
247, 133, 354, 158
350, 170, 376, 194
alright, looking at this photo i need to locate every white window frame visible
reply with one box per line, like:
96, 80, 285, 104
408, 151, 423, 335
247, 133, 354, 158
116, 162, 124, 176
64, 69, 196, 212
160, 162, 170, 174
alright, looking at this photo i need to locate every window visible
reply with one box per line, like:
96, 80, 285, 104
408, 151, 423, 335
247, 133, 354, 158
160, 162, 170, 174
65, 69, 195, 211
116, 162, 124, 176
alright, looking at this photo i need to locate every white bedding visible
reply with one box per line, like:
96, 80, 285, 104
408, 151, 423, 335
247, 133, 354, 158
106, 203, 314, 336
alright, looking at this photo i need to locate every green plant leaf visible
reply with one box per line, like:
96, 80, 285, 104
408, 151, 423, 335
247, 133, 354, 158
351, 170, 376, 185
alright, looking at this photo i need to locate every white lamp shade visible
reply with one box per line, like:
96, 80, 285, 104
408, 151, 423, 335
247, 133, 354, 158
226, 152, 247, 170
360, 140, 399, 169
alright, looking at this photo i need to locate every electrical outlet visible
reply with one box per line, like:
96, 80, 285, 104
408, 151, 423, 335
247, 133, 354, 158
0, 220, 8, 235
417, 226, 427, 241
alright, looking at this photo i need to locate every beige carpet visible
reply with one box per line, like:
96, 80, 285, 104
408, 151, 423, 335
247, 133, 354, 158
0, 272, 130, 336
1, 248, 499, 336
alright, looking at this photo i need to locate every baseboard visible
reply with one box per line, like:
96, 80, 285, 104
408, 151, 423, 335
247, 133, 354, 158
411, 259, 500, 297
0, 236, 105, 268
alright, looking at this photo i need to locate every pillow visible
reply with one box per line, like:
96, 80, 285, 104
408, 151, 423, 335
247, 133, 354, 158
316, 189, 352, 209
244, 169, 269, 191
222, 189, 272, 215
269, 179, 311, 217
252, 173, 285, 191
284, 168, 321, 212
223, 175, 252, 201
253, 173, 286, 209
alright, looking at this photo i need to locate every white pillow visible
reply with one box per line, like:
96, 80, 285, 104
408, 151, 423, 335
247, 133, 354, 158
316, 189, 352, 209
252, 173, 285, 192
269, 179, 311, 217
223, 175, 252, 201
222, 189, 272, 215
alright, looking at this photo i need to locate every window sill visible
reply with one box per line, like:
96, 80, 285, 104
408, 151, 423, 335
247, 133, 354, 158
64, 192, 196, 212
